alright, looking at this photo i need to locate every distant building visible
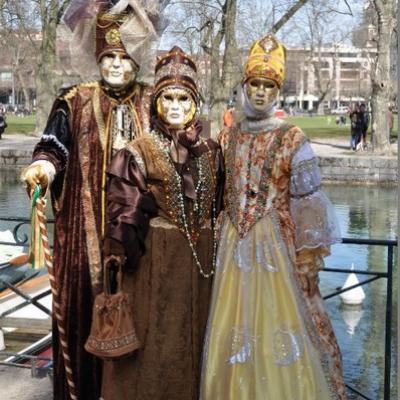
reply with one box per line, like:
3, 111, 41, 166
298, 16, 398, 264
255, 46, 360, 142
0, 31, 40, 109
0, 30, 379, 115
282, 45, 377, 112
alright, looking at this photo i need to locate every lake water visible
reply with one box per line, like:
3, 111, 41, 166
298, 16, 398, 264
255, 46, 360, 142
0, 170, 397, 399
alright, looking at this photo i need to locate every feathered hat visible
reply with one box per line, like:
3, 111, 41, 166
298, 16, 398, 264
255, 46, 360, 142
242, 33, 286, 88
95, 2, 131, 62
60, 0, 166, 79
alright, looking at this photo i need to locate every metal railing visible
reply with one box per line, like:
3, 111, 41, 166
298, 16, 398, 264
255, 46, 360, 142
323, 237, 397, 400
0, 216, 54, 376
0, 218, 397, 399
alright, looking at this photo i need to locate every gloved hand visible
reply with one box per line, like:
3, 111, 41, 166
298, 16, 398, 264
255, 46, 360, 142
103, 238, 126, 267
21, 164, 49, 197
296, 250, 324, 298
103, 239, 126, 293
296, 265, 320, 298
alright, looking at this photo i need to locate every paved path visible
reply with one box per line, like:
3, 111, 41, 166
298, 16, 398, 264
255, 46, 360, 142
0, 365, 52, 400
310, 137, 397, 158
0, 133, 397, 158
0, 133, 40, 152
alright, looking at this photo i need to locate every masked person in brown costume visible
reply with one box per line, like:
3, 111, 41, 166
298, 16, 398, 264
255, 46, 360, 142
101, 45, 223, 400
201, 33, 347, 399
21, 1, 160, 398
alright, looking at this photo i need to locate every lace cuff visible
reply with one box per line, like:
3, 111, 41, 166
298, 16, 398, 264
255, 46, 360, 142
290, 190, 341, 251
290, 141, 321, 196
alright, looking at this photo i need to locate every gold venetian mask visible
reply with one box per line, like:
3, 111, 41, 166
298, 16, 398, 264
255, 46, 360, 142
245, 77, 279, 113
100, 51, 138, 89
156, 87, 196, 128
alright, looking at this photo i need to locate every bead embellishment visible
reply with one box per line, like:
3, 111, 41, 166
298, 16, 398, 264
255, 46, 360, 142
149, 130, 217, 278
226, 327, 257, 364
273, 328, 304, 365
86, 331, 139, 351
256, 241, 278, 272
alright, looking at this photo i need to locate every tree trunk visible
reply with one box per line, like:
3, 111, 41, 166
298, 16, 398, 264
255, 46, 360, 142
16, 70, 31, 110
35, 0, 69, 133
370, 0, 395, 154
206, 0, 239, 136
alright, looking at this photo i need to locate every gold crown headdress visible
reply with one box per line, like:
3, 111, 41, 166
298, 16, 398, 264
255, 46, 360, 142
242, 33, 286, 88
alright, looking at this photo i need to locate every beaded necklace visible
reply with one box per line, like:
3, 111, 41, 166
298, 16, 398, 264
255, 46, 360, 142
150, 130, 217, 278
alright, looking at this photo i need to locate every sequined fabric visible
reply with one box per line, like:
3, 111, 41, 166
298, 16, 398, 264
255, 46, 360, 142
131, 133, 218, 243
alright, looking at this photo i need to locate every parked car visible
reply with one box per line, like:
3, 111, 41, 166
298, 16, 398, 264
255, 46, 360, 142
331, 106, 349, 115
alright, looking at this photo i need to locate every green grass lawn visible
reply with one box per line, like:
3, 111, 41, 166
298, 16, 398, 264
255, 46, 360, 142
3, 113, 398, 140
4, 115, 36, 134
285, 115, 398, 139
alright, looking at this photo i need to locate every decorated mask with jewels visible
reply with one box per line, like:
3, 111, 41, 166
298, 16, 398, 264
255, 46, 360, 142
245, 77, 279, 113
153, 46, 200, 128
156, 87, 196, 128
100, 52, 138, 90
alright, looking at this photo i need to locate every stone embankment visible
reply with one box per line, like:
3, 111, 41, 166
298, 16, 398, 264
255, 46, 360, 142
311, 138, 397, 185
0, 134, 397, 184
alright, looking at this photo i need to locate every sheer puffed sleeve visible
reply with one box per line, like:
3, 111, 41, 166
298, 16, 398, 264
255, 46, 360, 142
32, 99, 72, 173
105, 147, 158, 269
289, 141, 341, 253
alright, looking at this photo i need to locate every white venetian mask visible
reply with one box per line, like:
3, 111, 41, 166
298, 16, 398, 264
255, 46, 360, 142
100, 52, 137, 90
156, 87, 196, 128
245, 77, 279, 113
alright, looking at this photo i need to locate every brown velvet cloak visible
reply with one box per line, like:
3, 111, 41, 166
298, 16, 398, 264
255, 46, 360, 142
102, 134, 222, 400
32, 81, 151, 400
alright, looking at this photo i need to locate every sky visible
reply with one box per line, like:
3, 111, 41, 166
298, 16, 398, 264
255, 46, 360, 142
159, 0, 367, 51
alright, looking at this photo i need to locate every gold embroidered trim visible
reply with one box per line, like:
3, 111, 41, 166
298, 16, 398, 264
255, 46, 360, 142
79, 101, 103, 289
62, 81, 99, 102
93, 86, 107, 151
86, 331, 140, 351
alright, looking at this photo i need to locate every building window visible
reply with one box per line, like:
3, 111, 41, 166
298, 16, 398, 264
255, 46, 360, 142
0, 72, 12, 81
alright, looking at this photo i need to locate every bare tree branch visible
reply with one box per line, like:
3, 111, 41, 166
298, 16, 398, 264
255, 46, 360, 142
271, 0, 311, 33
342, 0, 353, 16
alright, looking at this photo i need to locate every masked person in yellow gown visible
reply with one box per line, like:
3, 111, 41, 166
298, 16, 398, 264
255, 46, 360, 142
200, 33, 347, 400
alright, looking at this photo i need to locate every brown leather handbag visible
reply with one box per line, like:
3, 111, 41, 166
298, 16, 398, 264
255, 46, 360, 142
84, 255, 141, 359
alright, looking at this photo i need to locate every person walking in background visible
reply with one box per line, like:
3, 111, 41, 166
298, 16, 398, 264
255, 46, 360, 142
359, 103, 369, 149
349, 104, 362, 150
0, 113, 7, 139
387, 106, 394, 140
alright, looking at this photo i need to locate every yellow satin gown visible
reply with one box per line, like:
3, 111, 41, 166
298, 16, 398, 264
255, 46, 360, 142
201, 215, 332, 400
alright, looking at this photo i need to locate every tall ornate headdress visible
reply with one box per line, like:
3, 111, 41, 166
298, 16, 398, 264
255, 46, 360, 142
242, 33, 286, 88
153, 46, 199, 105
59, 0, 166, 80
95, 2, 131, 62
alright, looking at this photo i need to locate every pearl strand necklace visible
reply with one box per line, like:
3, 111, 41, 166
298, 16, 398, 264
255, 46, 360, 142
151, 130, 216, 278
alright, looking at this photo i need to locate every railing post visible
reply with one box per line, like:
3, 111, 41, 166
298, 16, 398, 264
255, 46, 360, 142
383, 245, 393, 400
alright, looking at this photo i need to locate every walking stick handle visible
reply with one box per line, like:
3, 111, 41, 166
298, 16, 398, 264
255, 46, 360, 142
33, 184, 78, 400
